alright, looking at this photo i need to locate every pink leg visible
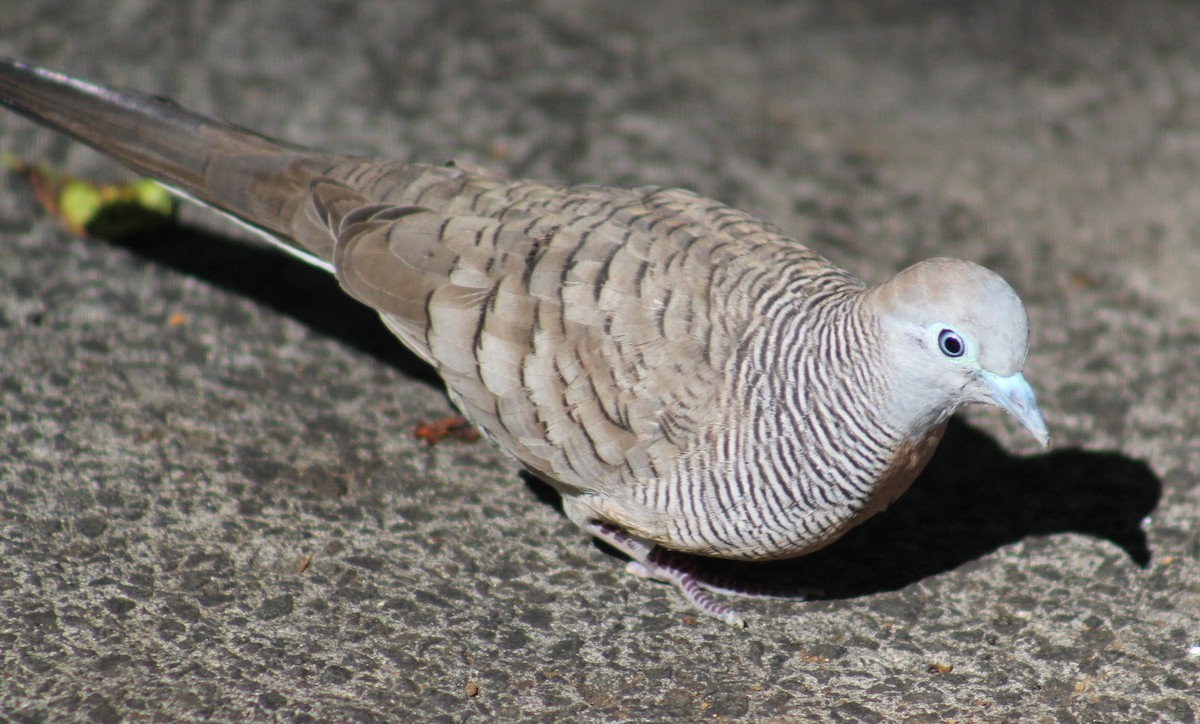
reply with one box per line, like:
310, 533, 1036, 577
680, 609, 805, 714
585, 522, 817, 627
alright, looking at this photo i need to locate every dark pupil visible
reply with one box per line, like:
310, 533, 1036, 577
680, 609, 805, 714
939, 330, 964, 357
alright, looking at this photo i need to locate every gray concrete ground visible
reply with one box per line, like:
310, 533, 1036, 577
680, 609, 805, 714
1, 1, 1197, 720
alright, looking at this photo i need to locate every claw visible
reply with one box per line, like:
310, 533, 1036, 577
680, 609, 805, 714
587, 522, 752, 626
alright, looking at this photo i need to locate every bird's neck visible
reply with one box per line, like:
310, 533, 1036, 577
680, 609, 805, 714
764, 288, 945, 452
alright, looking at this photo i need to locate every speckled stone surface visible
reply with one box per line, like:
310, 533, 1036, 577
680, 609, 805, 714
0, 1, 1197, 720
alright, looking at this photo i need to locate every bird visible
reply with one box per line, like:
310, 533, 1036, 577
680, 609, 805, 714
0, 58, 1048, 626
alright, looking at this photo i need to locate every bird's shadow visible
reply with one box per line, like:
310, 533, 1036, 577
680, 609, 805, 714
105, 224, 440, 384
102, 224, 1161, 600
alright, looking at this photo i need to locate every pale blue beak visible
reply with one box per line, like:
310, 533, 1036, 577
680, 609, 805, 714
981, 371, 1050, 448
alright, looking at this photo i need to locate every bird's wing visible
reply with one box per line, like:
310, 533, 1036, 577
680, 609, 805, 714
308, 179, 753, 495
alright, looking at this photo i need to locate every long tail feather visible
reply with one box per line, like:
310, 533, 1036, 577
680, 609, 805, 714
0, 58, 337, 268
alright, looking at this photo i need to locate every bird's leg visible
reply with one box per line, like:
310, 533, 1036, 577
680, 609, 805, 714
585, 521, 748, 627
635, 549, 821, 602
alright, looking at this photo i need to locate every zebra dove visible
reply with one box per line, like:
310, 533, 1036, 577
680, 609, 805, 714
0, 59, 1049, 626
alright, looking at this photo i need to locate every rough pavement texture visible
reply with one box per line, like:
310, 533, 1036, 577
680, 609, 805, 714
1, 1, 1197, 721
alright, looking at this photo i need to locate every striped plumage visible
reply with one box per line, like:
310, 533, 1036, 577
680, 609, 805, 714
0, 59, 1048, 625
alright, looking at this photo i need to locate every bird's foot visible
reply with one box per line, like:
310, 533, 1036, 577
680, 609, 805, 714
626, 555, 820, 601
623, 557, 746, 627
586, 521, 817, 627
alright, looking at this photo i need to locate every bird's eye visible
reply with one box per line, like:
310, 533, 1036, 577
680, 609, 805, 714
937, 329, 965, 358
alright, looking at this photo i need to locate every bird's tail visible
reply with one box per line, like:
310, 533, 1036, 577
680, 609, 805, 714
0, 58, 337, 268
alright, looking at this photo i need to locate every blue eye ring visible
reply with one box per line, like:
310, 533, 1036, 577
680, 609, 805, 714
937, 329, 965, 358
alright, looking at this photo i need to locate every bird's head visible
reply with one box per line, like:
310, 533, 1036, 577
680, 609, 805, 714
867, 257, 1049, 447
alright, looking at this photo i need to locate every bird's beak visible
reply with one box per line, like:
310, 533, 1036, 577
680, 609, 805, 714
980, 371, 1050, 448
